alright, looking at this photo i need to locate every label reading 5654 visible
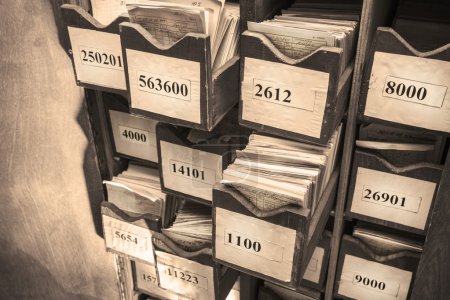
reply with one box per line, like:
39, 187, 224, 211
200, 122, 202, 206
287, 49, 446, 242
137, 71, 191, 101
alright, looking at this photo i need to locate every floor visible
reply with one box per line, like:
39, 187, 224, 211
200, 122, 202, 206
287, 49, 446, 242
0, 1, 119, 299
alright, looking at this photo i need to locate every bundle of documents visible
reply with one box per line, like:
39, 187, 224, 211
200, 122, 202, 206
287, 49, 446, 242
162, 200, 212, 251
125, 0, 240, 71
104, 163, 176, 227
357, 124, 441, 164
353, 224, 423, 256
222, 125, 342, 211
247, 0, 359, 73
91, 0, 129, 25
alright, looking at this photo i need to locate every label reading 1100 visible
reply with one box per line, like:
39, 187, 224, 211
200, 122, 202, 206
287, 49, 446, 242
137, 71, 191, 101
80, 46, 123, 70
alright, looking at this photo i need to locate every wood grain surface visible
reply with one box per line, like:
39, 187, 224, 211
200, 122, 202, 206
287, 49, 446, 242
0, 1, 119, 299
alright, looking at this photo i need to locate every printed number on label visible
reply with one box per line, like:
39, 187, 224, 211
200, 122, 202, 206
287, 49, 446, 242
254, 82, 292, 103
384, 81, 427, 101
122, 129, 147, 143
114, 230, 138, 244
353, 274, 386, 291
363, 189, 406, 207
227, 232, 261, 252
138, 74, 189, 98
80, 47, 122, 68
171, 162, 205, 181
167, 267, 199, 285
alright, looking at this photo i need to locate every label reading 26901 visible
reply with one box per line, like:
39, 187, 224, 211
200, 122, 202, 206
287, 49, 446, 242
137, 71, 191, 101
80, 46, 123, 70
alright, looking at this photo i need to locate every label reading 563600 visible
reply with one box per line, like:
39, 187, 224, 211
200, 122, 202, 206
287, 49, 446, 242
137, 71, 191, 101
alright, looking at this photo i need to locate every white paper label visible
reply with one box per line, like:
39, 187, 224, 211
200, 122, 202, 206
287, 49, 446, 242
67, 27, 126, 90
365, 52, 450, 133
338, 255, 412, 300
109, 110, 158, 162
126, 49, 201, 124
303, 247, 325, 284
215, 208, 297, 282
160, 141, 222, 201
242, 57, 329, 138
103, 215, 155, 263
156, 251, 214, 300
135, 261, 189, 300
350, 167, 436, 230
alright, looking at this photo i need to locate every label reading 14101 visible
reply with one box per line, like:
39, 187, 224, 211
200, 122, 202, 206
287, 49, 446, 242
137, 71, 191, 101
80, 46, 123, 70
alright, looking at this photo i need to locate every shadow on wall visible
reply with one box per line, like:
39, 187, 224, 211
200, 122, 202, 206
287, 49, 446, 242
0, 237, 103, 300
49, 0, 105, 238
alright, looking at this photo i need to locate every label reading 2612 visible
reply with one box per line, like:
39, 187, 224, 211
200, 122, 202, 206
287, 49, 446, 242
79, 46, 123, 70
137, 71, 191, 101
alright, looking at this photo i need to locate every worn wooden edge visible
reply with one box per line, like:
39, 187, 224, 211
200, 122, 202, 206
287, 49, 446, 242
377, 27, 450, 57
297, 167, 339, 286
242, 31, 343, 66
61, 4, 129, 30
213, 184, 310, 218
119, 22, 209, 51
324, 0, 397, 298
411, 151, 450, 299
101, 201, 161, 231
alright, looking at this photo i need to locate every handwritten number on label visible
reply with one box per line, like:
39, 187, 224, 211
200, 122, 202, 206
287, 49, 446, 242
81, 50, 122, 67
142, 273, 157, 284
167, 268, 199, 285
363, 189, 406, 207
114, 230, 138, 244
254, 84, 291, 103
385, 81, 427, 101
139, 75, 188, 97
227, 232, 261, 252
354, 274, 386, 291
171, 163, 205, 180
122, 129, 147, 143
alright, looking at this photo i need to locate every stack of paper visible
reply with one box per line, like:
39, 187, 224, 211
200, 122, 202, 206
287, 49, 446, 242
247, 1, 360, 73
353, 224, 423, 256
222, 125, 342, 211
91, 0, 129, 25
162, 200, 212, 251
104, 163, 176, 226
125, 0, 240, 71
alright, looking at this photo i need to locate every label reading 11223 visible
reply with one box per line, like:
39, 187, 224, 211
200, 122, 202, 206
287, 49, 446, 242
137, 71, 191, 101
161, 264, 208, 290
79, 46, 123, 70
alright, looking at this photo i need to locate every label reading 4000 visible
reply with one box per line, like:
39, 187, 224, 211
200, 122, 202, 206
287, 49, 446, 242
137, 71, 191, 101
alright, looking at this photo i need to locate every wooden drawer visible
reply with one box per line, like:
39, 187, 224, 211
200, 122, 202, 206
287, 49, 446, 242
346, 149, 443, 235
358, 27, 450, 134
334, 234, 421, 300
101, 201, 160, 264
120, 22, 239, 131
152, 232, 239, 300
239, 31, 353, 146
212, 168, 338, 288
61, 4, 127, 94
